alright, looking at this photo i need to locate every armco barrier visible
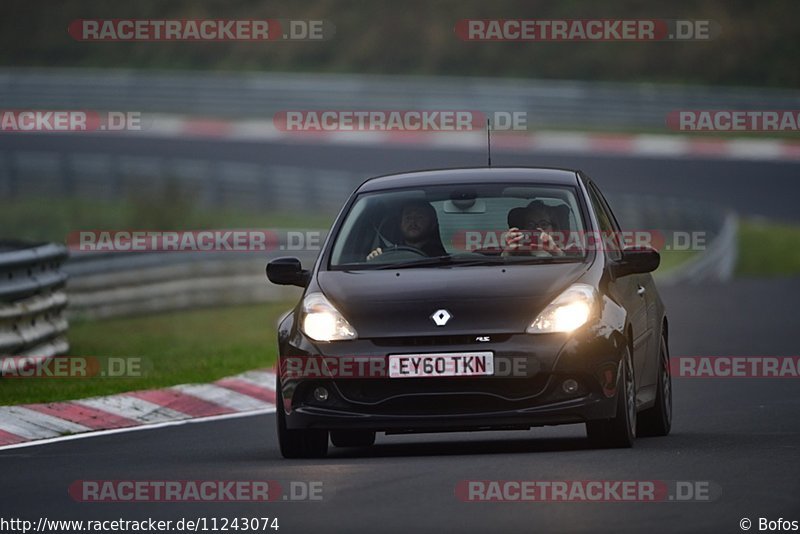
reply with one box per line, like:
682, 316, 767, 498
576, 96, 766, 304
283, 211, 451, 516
2, 68, 799, 129
657, 213, 738, 284
0, 241, 69, 374
65, 254, 306, 320
64, 236, 320, 320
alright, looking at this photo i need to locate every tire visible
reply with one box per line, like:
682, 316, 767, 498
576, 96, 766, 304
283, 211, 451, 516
275, 377, 328, 459
586, 346, 636, 449
330, 430, 376, 448
637, 335, 672, 437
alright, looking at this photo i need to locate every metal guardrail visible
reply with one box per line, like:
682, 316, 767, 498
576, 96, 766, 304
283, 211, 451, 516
64, 241, 318, 320
2, 68, 799, 129
658, 213, 738, 284
0, 155, 364, 214
607, 194, 738, 284
0, 241, 70, 374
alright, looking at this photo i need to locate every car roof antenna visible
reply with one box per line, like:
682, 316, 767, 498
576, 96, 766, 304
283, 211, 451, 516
486, 118, 492, 167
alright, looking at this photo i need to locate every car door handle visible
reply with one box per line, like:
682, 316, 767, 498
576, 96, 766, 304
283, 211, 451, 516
637, 285, 646, 296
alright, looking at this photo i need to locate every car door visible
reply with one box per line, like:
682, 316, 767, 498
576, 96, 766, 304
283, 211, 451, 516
585, 181, 654, 404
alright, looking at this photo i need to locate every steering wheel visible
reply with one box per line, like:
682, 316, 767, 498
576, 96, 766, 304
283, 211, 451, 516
371, 245, 428, 261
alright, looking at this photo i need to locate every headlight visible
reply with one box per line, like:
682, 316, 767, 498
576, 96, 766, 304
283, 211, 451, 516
527, 283, 597, 334
301, 293, 357, 342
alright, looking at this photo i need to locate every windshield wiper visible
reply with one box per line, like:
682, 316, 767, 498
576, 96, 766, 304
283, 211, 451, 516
355, 253, 583, 271
372, 254, 510, 269
373, 255, 455, 270
505, 255, 584, 265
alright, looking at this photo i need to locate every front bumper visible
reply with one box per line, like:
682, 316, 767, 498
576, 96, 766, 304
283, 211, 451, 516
288, 388, 616, 433
278, 328, 626, 433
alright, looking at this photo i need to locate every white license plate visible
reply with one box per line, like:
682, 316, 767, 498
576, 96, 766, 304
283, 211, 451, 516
388, 352, 494, 378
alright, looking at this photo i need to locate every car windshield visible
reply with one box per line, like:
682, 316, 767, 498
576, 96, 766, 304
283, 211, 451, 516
329, 183, 589, 270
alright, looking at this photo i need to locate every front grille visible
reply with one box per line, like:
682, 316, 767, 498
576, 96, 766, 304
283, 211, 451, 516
331, 376, 550, 415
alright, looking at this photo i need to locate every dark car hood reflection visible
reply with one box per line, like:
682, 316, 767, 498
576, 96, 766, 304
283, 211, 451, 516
317, 263, 589, 338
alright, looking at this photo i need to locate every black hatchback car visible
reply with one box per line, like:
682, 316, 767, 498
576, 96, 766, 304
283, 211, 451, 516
267, 167, 671, 458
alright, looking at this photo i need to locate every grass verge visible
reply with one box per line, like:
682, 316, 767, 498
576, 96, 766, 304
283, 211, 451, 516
0, 301, 295, 406
654, 248, 698, 278
0, 196, 334, 244
737, 219, 800, 277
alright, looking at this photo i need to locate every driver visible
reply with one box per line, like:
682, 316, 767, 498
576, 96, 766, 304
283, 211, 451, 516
366, 200, 447, 260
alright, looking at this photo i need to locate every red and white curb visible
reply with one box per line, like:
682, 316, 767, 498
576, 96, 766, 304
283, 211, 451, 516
124, 114, 800, 162
0, 369, 276, 450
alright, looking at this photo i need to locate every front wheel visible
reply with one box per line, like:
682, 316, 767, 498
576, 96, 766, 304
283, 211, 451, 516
586, 347, 636, 449
637, 335, 672, 437
276, 378, 328, 459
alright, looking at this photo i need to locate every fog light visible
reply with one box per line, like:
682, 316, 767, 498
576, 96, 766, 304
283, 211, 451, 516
313, 387, 329, 402
562, 379, 579, 394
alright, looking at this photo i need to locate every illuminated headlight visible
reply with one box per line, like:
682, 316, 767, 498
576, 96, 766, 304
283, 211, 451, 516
527, 283, 597, 334
301, 293, 357, 342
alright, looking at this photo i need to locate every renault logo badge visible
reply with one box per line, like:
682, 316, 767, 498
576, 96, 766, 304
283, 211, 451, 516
431, 309, 452, 326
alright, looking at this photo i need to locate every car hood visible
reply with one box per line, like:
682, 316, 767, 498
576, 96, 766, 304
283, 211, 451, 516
316, 263, 589, 338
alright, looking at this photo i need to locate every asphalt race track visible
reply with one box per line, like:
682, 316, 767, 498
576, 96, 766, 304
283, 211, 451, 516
1, 278, 798, 533
4, 133, 800, 222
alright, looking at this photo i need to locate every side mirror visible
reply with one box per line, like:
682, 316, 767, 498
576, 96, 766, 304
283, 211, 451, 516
611, 246, 660, 278
266, 257, 310, 288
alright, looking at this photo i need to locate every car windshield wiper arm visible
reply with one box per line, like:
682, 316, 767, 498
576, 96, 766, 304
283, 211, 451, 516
505, 255, 583, 265
373, 254, 507, 269
356, 254, 582, 270
373, 255, 455, 269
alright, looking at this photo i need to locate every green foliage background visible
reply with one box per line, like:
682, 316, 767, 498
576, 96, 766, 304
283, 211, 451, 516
2, 0, 797, 87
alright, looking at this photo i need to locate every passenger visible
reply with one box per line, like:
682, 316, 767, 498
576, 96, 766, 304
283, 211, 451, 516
503, 201, 572, 257
366, 200, 447, 260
